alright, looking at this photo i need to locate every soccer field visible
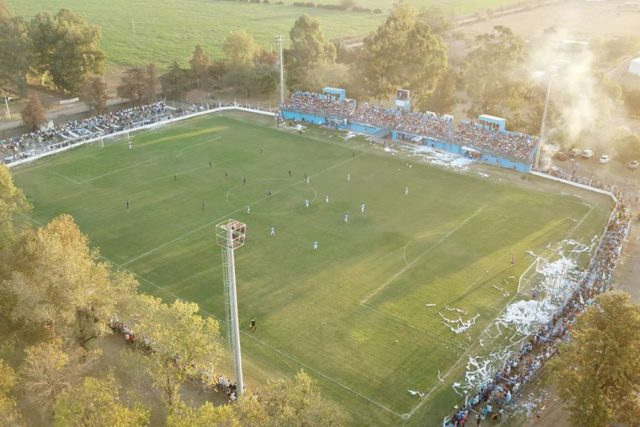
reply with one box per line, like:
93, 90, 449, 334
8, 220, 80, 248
12, 113, 611, 424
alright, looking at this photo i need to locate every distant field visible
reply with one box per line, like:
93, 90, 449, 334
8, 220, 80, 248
7, 0, 519, 68
12, 113, 610, 424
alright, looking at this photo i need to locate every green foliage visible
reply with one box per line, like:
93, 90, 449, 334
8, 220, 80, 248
117, 65, 157, 104
550, 291, 640, 426
160, 62, 193, 100
28, 9, 105, 94
285, 14, 336, 91
0, 359, 22, 426
53, 375, 150, 427
0, 164, 30, 248
613, 130, 640, 162
463, 25, 526, 117
419, 68, 456, 114
0, 16, 31, 95
20, 338, 98, 415
81, 76, 109, 114
223, 30, 257, 70
357, 2, 447, 104
623, 87, 640, 118
20, 94, 46, 131
0, 214, 138, 344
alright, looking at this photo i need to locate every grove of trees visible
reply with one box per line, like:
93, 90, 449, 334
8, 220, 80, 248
0, 163, 343, 425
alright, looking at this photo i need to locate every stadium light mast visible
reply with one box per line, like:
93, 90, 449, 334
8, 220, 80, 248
274, 35, 285, 106
216, 219, 247, 398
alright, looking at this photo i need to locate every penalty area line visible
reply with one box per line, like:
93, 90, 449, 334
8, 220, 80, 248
360, 207, 486, 305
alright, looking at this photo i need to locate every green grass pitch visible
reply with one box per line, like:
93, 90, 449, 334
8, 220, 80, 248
13, 113, 611, 424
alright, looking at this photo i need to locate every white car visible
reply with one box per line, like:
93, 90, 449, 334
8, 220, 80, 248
629, 160, 639, 170
581, 149, 594, 159
599, 154, 610, 164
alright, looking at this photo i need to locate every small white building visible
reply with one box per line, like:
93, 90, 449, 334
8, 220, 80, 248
629, 57, 640, 76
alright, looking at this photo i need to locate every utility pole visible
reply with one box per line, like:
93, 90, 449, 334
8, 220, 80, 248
534, 77, 553, 171
3, 96, 11, 119
274, 35, 285, 106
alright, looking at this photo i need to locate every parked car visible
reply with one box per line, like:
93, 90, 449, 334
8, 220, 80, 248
629, 160, 639, 170
569, 148, 581, 157
599, 154, 610, 164
581, 149, 594, 159
554, 151, 568, 161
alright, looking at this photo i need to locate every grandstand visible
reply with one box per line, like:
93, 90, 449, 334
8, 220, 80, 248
280, 89, 538, 172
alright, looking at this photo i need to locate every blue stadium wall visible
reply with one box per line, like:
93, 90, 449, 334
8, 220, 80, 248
281, 110, 532, 173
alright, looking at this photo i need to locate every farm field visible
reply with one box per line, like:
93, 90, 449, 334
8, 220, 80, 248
7, 0, 520, 68
12, 113, 611, 424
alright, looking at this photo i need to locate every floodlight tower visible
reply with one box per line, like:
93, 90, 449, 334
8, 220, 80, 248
216, 219, 247, 397
274, 35, 285, 106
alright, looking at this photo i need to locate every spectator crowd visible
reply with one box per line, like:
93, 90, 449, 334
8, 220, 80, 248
281, 91, 538, 163
1, 102, 170, 163
444, 197, 632, 425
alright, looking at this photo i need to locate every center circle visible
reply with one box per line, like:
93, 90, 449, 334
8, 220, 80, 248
225, 178, 318, 214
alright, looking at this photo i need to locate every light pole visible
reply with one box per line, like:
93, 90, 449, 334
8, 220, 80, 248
533, 73, 554, 171
216, 219, 247, 398
3, 96, 11, 119
274, 35, 285, 106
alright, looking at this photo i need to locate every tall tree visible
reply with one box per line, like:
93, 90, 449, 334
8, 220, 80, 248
20, 338, 98, 417
0, 0, 11, 20
222, 30, 257, 69
29, 9, 105, 94
0, 214, 138, 345
357, 2, 447, 104
160, 62, 192, 100
0, 16, 31, 95
0, 164, 30, 247
462, 25, 526, 117
20, 94, 47, 131
189, 44, 211, 90
285, 15, 336, 91
53, 375, 150, 427
0, 359, 22, 426
125, 296, 222, 414
117, 65, 157, 104
81, 76, 108, 114
550, 291, 640, 426
420, 69, 456, 114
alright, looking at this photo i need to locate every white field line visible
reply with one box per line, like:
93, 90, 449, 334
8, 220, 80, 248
360, 207, 486, 305
406, 202, 599, 419
121, 154, 364, 267
19, 213, 403, 417
105, 258, 404, 419
42, 168, 82, 185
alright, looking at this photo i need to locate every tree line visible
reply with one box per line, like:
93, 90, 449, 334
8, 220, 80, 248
0, 164, 344, 426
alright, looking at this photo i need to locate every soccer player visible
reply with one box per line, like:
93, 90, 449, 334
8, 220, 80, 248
270, 226, 276, 236
174, 175, 177, 181
246, 205, 251, 214
325, 194, 329, 203
128, 141, 132, 150
343, 212, 349, 223
202, 200, 205, 211
242, 177, 246, 184
361, 202, 366, 213
209, 160, 212, 168
304, 199, 310, 208
313, 240, 318, 250
267, 191, 272, 197
404, 185, 409, 196
125, 200, 129, 209
249, 318, 256, 331
306, 176, 310, 184
288, 170, 292, 177
347, 173, 351, 182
